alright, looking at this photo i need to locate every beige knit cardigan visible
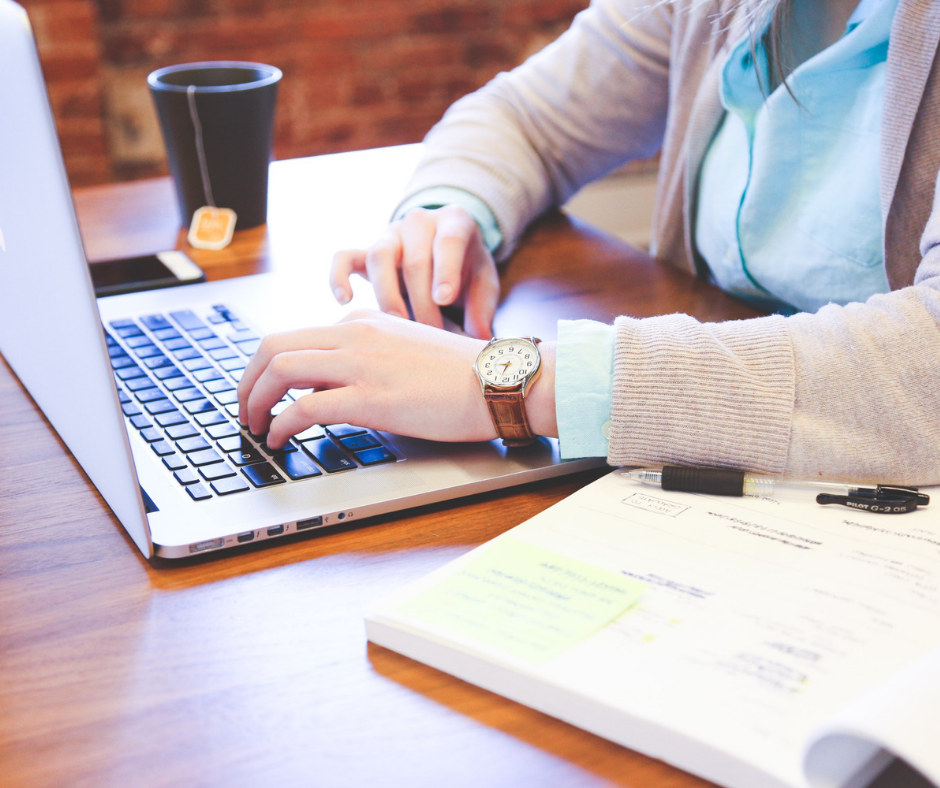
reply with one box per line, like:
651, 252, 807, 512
398, 0, 940, 484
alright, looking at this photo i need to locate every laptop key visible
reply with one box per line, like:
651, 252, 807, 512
204, 378, 234, 394
355, 446, 396, 466
166, 422, 199, 440
115, 365, 145, 380
229, 368, 245, 382
163, 376, 194, 392
125, 375, 156, 391
109, 318, 136, 330
173, 387, 205, 403
162, 453, 188, 472
340, 433, 381, 451
274, 452, 322, 480
200, 462, 236, 482
214, 389, 238, 405
111, 355, 136, 370
121, 402, 142, 417
151, 440, 175, 457
132, 343, 161, 358
135, 387, 167, 403
177, 436, 211, 454
184, 399, 216, 414
199, 336, 226, 350
118, 389, 131, 403
153, 327, 182, 341
303, 439, 357, 472
189, 327, 216, 341
211, 476, 249, 496
107, 344, 126, 358
155, 410, 187, 427
193, 367, 223, 382
217, 434, 250, 452
139, 427, 162, 443
236, 339, 261, 356
227, 446, 265, 466
163, 337, 191, 351
143, 356, 172, 369
325, 423, 367, 438
141, 314, 172, 331
219, 357, 246, 372
172, 348, 202, 361
169, 310, 204, 332
153, 365, 183, 380
124, 334, 153, 349
261, 439, 298, 456
241, 461, 285, 487
182, 357, 212, 372
207, 423, 240, 440
225, 404, 240, 417
174, 468, 199, 485
189, 448, 222, 466
129, 414, 151, 430
195, 411, 227, 427
186, 482, 213, 501
208, 346, 237, 361
144, 398, 176, 415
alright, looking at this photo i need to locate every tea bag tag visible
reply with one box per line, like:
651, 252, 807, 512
188, 206, 237, 250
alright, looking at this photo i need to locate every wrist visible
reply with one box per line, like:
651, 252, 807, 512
525, 341, 557, 438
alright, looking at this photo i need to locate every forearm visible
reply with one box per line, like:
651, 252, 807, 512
605, 281, 940, 484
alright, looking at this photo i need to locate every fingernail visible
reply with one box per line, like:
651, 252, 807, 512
433, 284, 452, 304
334, 287, 350, 305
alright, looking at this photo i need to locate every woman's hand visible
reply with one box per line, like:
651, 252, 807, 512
237, 310, 497, 449
329, 205, 500, 340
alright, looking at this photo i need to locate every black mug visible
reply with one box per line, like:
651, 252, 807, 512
148, 61, 282, 230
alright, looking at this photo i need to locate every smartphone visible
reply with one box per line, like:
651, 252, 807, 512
90, 251, 206, 297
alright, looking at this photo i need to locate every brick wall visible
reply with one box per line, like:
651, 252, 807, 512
21, 0, 589, 186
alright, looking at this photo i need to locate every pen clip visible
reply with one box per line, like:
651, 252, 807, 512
816, 492, 920, 514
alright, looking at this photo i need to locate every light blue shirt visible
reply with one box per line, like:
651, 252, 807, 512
696, 0, 895, 314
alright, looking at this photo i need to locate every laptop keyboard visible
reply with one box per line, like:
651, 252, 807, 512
106, 303, 398, 502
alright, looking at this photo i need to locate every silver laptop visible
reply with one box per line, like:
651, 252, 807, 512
0, 0, 603, 559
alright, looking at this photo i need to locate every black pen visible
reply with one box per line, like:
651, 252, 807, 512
624, 466, 929, 514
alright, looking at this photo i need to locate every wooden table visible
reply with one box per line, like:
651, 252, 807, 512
0, 147, 765, 788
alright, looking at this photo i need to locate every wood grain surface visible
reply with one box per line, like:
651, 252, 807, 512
0, 148, 766, 788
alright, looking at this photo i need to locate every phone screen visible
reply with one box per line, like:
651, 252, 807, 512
90, 251, 205, 297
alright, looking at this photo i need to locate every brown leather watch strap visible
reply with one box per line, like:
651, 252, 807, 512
485, 388, 535, 447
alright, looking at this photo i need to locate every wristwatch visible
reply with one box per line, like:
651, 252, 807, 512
474, 336, 542, 447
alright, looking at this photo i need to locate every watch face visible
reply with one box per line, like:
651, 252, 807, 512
477, 338, 540, 388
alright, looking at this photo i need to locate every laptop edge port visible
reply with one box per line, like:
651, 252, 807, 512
296, 516, 323, 531
267, 524, 285, 537
237, 531, 255, 543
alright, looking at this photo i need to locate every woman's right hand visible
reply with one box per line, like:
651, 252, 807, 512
329, 204, 500, 339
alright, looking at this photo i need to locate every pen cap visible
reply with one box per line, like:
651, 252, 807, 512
661, 466, 746, 496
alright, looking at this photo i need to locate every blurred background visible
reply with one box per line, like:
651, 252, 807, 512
23, 0, 657, 246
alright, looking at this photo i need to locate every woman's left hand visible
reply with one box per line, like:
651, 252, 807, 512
237, 310, 496, 449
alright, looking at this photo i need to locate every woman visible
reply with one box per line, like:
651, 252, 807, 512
238, 0, 940, 484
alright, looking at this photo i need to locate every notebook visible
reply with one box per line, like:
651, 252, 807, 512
367, 469, 940, 788
0, 0, 603, 559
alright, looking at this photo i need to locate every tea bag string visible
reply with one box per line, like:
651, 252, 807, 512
186, 85, 215, 209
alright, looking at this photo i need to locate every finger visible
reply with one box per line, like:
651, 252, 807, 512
431, 206, 477, 307
399, 213, 443, 328
245, 348, 350, 437
365, 231, 409, 319
329, 249, 367, 305
237, 324, 352, 425
267, 387, 366, 448
462, 237, 500, 340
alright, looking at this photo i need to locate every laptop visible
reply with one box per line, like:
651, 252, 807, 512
0, 0, 604, 559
